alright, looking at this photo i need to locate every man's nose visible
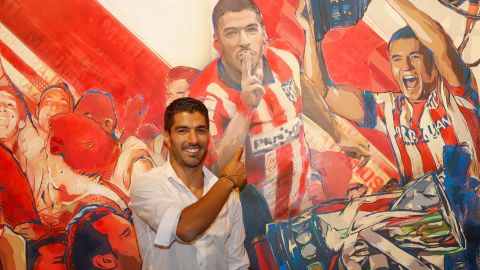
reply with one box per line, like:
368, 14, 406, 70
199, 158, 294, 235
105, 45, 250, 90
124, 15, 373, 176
188, 130, 199, 143
401, 57, 413, 70
239, 29, 251, 47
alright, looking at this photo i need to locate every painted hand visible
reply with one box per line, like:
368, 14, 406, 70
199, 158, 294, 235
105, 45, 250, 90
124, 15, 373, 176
240, 52, 265, 113
336, 133, 371, 168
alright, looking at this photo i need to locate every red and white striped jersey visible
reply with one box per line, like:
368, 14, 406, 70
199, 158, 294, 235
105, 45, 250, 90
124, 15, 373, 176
361, 74, 480, 182
190, 44, 313, 219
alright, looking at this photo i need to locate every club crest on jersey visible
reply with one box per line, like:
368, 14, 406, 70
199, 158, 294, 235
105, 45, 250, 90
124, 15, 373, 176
281, 78, 300, 103
426, 90, 439, 109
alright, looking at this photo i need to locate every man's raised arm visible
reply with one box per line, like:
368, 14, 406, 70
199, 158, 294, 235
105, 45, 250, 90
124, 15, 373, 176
296, 0, 367, 123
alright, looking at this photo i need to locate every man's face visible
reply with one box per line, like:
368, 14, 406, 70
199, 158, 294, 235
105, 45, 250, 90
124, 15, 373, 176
165, 111, 209, 169
215, 9, 265, 76
38, 88, 73, 132
389, 38, 438, 102
0, 91, 21, 142
166, 79, 190, 106
92, 214, 141, 270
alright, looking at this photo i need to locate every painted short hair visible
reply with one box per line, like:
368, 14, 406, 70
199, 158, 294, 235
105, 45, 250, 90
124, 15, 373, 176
164, 97, 209, 132
388, 26, 419, 51
40, 82, 75, 110
66, 205, 133, 270
74, 90, 117, 133
212, 0, 263, 30
388, 26, 435, 67
165, 66, 200, 89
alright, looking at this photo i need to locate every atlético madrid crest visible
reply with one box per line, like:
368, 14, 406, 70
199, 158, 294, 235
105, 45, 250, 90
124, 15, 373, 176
281, 78, 300, 103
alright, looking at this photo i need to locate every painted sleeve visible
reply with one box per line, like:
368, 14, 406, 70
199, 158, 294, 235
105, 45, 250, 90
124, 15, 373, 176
443, 53, 478, 105
356, 91, 379, 129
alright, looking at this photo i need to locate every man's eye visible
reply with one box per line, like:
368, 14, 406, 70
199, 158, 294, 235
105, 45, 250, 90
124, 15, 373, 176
246, 27, 258, 34
197, 128, 207, 134
225, 31, 237, 38
177, 129, 188, 134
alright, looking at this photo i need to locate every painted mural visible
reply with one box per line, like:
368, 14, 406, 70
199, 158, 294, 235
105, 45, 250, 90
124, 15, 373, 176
0, 0, 479, 269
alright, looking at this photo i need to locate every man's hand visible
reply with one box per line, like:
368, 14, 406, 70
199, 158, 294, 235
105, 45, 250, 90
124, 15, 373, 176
240, 52, 265, 113
219, 146, 247, 190
336, 132, 370, 168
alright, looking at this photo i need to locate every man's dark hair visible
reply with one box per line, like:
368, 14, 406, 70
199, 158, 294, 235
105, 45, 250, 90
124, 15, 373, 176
388, 26, 418, 51
66, 205, 132, 270
212, 0, 263, 30
164, 97, 209, 132
388, 26, 435, 68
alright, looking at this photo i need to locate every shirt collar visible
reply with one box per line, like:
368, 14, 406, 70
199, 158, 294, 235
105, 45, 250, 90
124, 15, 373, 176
162, 159, 217, 193
401, 87, 439, 112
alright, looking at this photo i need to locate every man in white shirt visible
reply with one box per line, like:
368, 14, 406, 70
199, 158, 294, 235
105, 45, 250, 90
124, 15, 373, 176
129, 97, 250, 270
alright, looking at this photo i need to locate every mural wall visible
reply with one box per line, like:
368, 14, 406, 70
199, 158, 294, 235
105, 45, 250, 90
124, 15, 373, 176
1, 0, 479, 269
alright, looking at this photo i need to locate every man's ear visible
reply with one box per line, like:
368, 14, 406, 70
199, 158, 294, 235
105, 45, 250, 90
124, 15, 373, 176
213, 32, 222, 54
164, 131, 171, 149
262, 27, 268, 42
102, 118, 114, 134
92, 253, 117, 270
18, 120, 26, 130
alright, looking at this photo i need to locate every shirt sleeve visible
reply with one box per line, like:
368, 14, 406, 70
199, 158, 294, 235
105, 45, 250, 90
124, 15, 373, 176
226, 192, 250, 270
356, 91, 379, 129
443, 69, 479, 107
129, 172, 183, 247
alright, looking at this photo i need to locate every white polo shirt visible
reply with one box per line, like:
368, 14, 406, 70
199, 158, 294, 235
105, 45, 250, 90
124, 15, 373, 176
129, 161, 249, 270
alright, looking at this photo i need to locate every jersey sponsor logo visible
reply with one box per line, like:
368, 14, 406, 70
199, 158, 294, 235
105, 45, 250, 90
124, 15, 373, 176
250, 118, 302, 155
394, 115, 452, 145
281, 78, 300, 103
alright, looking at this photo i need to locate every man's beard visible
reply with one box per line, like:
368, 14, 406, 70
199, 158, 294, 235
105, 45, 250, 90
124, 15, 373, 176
177, 143, 206, 168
